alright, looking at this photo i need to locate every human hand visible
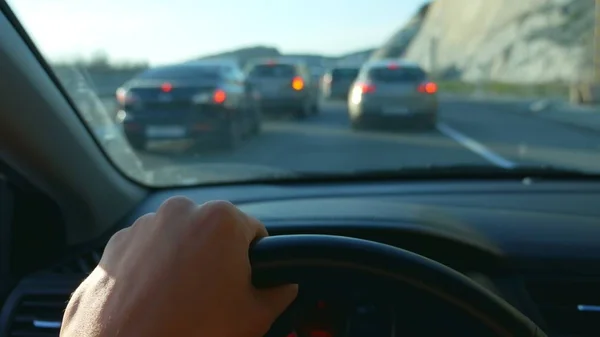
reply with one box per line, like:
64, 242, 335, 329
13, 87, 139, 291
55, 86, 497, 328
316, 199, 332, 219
60, 197, 298, 337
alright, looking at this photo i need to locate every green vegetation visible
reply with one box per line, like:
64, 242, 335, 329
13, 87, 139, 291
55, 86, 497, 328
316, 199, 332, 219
437, 81, 570, 100
51, 50, 148, 73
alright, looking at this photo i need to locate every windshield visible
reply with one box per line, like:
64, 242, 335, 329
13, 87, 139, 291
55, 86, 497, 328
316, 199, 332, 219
332, 68, 360, 80
135, 66, 222, 81
248, 64, 297, 78
6, 0, 599, 186
367, 67, 426, 83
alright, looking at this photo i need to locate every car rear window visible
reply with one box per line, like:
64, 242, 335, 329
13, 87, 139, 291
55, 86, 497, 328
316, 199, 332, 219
248, 64, 297, 78
368, 67, 426, 83
331, 68, 359, 79
137, 66, 222, 80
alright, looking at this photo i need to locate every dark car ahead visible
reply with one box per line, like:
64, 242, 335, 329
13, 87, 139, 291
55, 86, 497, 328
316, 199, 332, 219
245, 60, 318, 119
321, 66, 360, 100
115, 62, 261, 151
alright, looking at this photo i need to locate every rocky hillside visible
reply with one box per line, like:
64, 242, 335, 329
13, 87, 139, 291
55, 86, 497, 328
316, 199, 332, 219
374, 0, 595, 84
370, 2, 431, 60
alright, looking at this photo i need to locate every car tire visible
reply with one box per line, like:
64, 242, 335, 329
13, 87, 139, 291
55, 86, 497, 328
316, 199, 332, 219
222, 119, 241, 151
312, 102, 320, 115
250, 112, 262, 136
350, 119, 363, 131
250, 102, 263, 135
127, 135, 146, 151
294, 103, 309, 120
423, 114, 438, 130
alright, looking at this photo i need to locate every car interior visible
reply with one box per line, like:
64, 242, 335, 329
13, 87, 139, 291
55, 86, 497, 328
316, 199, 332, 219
2, 2, 600, 337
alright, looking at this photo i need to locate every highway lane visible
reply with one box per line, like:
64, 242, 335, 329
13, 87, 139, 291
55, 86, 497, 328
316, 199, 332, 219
441, 98, 600, 172
94, 96, 600, 184
130, 97, 600, 180
135, 100, 490, 177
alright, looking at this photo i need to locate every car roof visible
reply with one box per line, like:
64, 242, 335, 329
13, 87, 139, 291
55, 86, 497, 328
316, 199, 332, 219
363, 59, 422, 69
247, 59, 303, 67
141, 63, 225, 73
329, 66, 361, 71
184, 59, 240, 68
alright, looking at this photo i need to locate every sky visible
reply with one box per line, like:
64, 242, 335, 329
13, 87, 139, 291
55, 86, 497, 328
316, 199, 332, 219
7, 0, 427, 66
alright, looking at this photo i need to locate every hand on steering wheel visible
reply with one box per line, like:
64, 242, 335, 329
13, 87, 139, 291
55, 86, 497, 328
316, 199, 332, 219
59, 197, 546, 337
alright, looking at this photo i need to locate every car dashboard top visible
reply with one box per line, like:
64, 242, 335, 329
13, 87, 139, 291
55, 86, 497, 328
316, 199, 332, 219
2, 178, 600, 336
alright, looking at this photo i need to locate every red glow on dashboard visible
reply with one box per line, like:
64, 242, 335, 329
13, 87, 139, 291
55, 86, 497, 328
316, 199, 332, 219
309, 330, 332, 337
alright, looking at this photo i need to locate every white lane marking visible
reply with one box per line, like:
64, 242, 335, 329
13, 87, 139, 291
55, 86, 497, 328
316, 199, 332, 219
436, 123, 517, 168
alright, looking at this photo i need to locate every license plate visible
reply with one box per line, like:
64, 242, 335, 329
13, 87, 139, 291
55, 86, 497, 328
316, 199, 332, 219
382, 106, 410, 115
146, 126, 186, 138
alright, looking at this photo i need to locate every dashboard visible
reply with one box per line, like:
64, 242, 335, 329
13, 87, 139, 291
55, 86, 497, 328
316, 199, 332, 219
2, 178, 600, 336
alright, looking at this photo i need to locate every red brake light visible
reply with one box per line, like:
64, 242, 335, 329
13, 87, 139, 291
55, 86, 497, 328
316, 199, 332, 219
213, 89, 226, 104
116, 87, 137, 105
387, 63, 399, 70
418, 82, 438, 94
116, 88, 127, 104
355, 82, 376, 94
292, 76, 304, 91
161, 82, 173, 92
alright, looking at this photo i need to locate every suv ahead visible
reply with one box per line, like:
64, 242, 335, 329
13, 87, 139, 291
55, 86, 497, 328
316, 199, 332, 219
245, 60, 318, 119
348, 60, 438, 131
321, 66, 360, 100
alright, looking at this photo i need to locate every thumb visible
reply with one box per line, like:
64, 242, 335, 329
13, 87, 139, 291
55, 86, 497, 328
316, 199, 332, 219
256, 283, 299, 319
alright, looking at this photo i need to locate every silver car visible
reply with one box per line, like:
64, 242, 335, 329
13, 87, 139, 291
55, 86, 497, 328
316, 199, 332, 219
348, 60, 438, 131
245, 60, 319, 119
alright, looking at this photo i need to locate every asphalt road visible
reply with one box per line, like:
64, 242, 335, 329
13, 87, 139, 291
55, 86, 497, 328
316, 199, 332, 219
128, 97, 600, 181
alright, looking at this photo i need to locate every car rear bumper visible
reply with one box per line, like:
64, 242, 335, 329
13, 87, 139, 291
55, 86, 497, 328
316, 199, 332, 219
349, 107, 437, 129
258, 97, 306, 112
323, 87, 350, 99
119, 106, 232, 141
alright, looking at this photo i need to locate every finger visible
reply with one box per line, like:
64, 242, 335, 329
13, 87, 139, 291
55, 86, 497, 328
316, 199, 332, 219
156, 196, 197, 224
256, 284, 299, 319
211, 200, 268, 243
242, 213, 269, 243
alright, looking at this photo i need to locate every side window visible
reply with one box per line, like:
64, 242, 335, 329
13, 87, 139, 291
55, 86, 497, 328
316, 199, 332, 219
221, 67, 235, 81
296, 65, 309, 79
357, 68, 369, 81
232, 68, 245, 82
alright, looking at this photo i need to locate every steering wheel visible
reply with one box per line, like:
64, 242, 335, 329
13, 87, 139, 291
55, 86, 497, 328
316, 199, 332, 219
250, 235, 546, 337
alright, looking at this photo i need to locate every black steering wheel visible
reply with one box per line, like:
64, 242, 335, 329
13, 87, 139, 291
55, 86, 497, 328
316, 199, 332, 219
250, 235, 546, 337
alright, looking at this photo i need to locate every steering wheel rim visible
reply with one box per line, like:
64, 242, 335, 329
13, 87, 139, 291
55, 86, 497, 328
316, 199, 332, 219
250, 235, 546, 337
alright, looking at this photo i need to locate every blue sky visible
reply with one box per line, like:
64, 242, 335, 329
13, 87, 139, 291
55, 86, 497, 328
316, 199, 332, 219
7, 0, 427, 65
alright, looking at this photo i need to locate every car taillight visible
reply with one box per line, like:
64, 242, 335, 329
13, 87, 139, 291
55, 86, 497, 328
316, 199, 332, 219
418, 82, 438, 94
116, 88, 137, 105
161, 82, 173, 92
292, 76, 304, 91
213, 89, 226, 104
355, 82, 376, 94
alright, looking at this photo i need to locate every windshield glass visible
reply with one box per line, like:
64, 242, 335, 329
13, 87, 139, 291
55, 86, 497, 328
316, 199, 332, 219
368, 67, 426, 82
248, 64, 296, 78
136, 66, 222, 81
332, 68, 360, 79
6, 0, 599, 186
